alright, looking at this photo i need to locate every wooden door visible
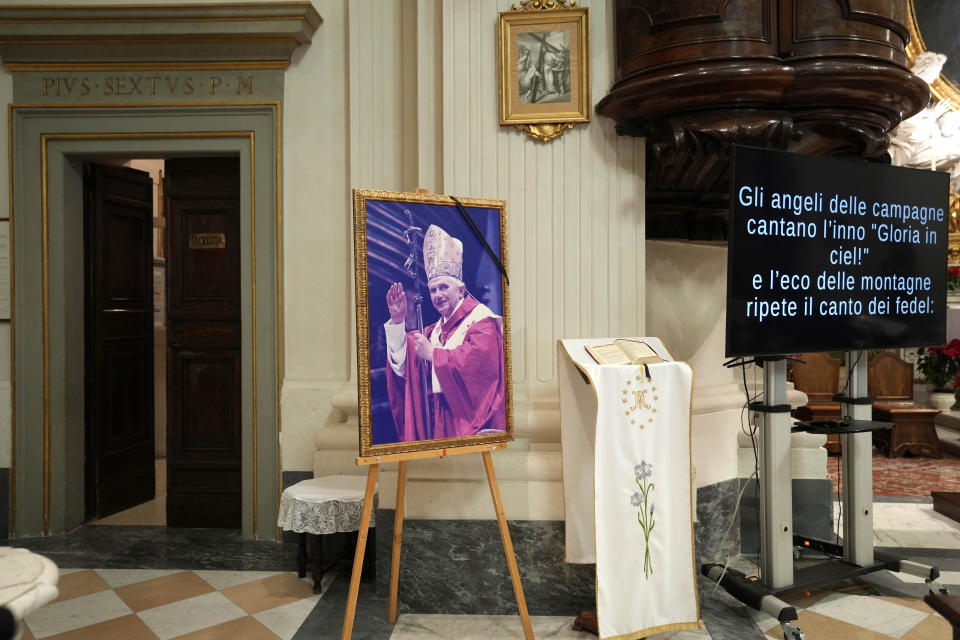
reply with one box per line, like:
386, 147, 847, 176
84, 163, 155, 519
165, 157, 241, 528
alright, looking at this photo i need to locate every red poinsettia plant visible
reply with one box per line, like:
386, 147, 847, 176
950, 265, 960, 292
917, 339, 960, 392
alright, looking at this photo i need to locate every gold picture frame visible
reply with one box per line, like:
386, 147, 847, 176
498, 1, 589, 142
904, 0, 960, 262
352, 189, 513, 458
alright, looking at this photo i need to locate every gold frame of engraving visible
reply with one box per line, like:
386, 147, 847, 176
905, 0, 960, 261
352, 188, 513, 458
497, 0, 589, 142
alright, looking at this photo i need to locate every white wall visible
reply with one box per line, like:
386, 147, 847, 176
0, 1, 761, 520
0, 60, 11, 470
308, 0, 649, 520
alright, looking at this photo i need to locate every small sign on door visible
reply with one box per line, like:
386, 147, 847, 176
188, 233, 226, 250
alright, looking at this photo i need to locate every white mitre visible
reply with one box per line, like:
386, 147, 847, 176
423, 224, 463, 283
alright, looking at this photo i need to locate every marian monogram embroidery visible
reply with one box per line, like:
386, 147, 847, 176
620, 372, 659, 428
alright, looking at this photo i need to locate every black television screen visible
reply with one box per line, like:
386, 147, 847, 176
725, 146, 949, 358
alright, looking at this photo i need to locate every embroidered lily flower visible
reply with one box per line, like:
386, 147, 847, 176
634, 461, 652, 481
630, 492, 642, 507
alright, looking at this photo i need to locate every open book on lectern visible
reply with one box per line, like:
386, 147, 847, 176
584, 338, 664, 366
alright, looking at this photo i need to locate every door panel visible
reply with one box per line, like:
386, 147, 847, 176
84, 163, 155, 519
165, 157, 242, 528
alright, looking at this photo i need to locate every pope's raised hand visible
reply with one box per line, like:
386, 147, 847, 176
387, 282, 407, 324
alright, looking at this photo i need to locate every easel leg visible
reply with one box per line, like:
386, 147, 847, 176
388, 460, 407, 624
482, 451, 534, 640
341, 464, 379, 640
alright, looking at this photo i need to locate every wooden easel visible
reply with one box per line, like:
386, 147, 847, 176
340, 442, 535, 640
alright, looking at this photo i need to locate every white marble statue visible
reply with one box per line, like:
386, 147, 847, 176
889, 51, 960, 190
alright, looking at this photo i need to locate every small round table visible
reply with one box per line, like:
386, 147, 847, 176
277, 475, 377, 592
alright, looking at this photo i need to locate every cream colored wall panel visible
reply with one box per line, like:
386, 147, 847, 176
416, 0, 443, 192
440, 0, 644, 397
0, 67, 10, 469
284, 0, 351, 382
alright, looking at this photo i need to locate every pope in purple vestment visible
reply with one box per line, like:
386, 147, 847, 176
383, 224, 506, 442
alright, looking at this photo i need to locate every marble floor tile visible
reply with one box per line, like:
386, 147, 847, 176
168, 616, 280, 640
743, 606, 779, 635
220, 573, 316, 614
388, 615, 709, 639
832, 502, 960, 549
901, 613, 953, 640
41, 613, 158, 640
827, 452, 960, 497
136, 592, 246, 640
893, 569, 960, 585
805, 592, 929, 637
51, 570, 109, 603
193, 570, 283, 591
252, 594, 324, 640
388, 614, 595, 639
873, 596, 934, 615
115, 571, 215, 612
96, 569, 183, 589
24, 589, 132, 638
764, 610, 895, 639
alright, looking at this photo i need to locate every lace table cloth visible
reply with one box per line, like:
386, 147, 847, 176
277, 475, 377, 535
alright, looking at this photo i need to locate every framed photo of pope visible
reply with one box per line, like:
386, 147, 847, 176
352, 189, 513, 458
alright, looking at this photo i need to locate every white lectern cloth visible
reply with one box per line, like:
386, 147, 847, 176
558, 338, 700, 640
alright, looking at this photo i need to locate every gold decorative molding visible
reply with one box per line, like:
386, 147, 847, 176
0, 2, 321, 66
905, 0, 960, 111
511, 0, 577, 10
950, 187, 960, 264
514, 122, 574, 142
907, 0, 960, 262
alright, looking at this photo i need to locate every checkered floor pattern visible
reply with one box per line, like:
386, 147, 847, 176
21, 568, 329, 640
749, 577, 959, 639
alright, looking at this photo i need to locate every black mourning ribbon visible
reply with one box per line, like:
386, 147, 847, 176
449, 195, 509, 286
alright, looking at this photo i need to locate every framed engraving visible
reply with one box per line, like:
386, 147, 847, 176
353, 189, 513, 458
498, 1, 589, 141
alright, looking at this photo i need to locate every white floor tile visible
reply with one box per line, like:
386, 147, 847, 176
136, 591, 246, 640
895, 569, 960, 585
833, 502, 960, 549
24, 589, 132, 638
193, 570, 284, 591
253, 594, 322, 640
807, 592, 929, 637
95, 568, 182, 588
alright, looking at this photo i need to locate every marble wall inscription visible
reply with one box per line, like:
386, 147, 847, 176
16, 69, 282, 104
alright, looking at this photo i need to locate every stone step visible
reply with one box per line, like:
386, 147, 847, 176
933, 491, 960, 524
936, 410, 960, 434
936, 426, 960, 458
